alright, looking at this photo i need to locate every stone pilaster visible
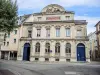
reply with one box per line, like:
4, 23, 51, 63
30, 41, 36, 61
60, 41, 66, 62
71, 41, 77, 62
39, 41, 45, 61
50, 41, 55, 62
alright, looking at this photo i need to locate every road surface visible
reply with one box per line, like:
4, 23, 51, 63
0, 60, 100, 75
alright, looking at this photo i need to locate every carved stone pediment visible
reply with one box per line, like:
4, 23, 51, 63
76, 26, 82, 31
64, 25, 71, 28
35, 26, 41, 29
46, 6, 61, 13
27, 27, 32, 30
54, 25, 61, 28
41, 4, 65, 13
45, 26, 51, 29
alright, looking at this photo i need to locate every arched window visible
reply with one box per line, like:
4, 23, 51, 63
45, 43, 50, 53
65, 43, 71, 53
35, 42, 40, 53
55, 43, 60, 53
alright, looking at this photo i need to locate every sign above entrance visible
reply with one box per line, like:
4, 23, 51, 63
46, 16, 60, 21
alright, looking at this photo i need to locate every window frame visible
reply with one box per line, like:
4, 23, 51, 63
14, 30, 17, 34
14, 39, 16, 43
56, 28, 60, 37
46, 28, 50, 37
66, 28, 70, 37
37, 29, 41, 37
28, 30, 32, 38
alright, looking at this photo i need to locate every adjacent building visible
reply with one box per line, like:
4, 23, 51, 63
0, 28, 20, 60
95, 21, 100, 59
88, 31, 98, 60
1, 4, 90, 62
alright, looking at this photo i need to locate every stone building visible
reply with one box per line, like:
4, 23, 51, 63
88, 31, 98, 60
0, 28, 19, 60
95, 21, 100, 60
17, 4, 89, 62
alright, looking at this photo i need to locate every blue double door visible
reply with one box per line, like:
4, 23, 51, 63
23, 43, 30, 61
77, 43, 86, 61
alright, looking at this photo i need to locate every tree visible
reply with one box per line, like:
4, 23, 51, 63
0, 0, 18, 32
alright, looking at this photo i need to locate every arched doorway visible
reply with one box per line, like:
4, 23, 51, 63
77, 43, 86, 61
23, 43, 30, 61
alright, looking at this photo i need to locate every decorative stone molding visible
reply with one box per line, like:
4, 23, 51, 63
41, 4, 65, 13
35, 26, 42, 29
27, 27, 32, 30
45, 26, 51, 29
54, 25, 61, 28
61, 40, 64, 42
64, 24, 71, 28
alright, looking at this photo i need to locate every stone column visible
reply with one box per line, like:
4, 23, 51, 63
50, 41, 55, 62
71, 41, 77, 62
39, 41, 45, 61
60, 41, 66, 62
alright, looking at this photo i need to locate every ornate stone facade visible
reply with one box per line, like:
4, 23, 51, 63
1, 4, 90, 62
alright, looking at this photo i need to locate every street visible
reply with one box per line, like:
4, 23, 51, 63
0, 60, 100, 75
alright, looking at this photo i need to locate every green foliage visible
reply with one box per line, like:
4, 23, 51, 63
0, 0, 18, 33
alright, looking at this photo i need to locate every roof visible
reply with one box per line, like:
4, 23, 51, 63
95, 21, 100, 27
18, 14, 32, 25
88, 31, 96, 37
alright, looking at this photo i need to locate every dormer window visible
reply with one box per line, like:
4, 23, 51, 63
38, 17, 41, 21
66, 16, 70, 20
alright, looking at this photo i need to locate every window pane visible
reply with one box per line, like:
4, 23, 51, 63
14, 30, 17, 34
37, 29, 41, 37
7, 42, 9, 46
66, 43, 71, 53
28, 30, 32, 38
66, 28, 70, 36
56, 28, 60, 37
14, 39, 16, 43
8, 33, 10, 38
46, 29, 50, 37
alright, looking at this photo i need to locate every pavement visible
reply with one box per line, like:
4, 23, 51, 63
0, 60, 100, 75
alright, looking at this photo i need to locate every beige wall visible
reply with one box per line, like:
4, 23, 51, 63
1, 28, 20, 51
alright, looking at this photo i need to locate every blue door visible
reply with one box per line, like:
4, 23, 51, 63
77, 43, 86, 61
23, 43, 30, 61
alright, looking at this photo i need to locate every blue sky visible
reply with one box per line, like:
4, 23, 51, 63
17, 0, 100, 34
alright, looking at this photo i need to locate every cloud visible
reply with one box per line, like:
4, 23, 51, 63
16, 0, 100, 35
17, 0, 100, 10
75, 16, 100, 34
58, 0, 100, 7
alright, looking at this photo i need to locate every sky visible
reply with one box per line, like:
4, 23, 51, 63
17, 0, 100, 34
